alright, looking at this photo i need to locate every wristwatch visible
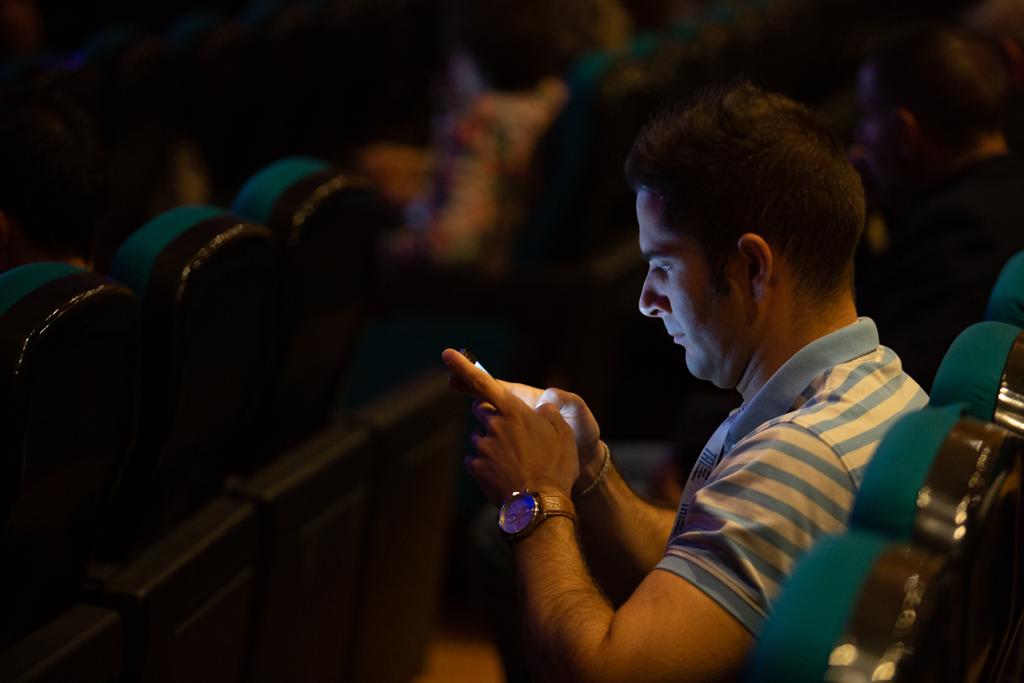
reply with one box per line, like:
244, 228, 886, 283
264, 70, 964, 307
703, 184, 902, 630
498, 490, 576, 542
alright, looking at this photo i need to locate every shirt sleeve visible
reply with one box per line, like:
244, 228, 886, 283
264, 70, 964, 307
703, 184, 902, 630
656, 422, 858, 635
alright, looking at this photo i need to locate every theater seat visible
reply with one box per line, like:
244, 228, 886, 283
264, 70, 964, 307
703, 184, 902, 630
233, 157, 390, 448
749, 531, 949, 682
107, 206, 277, 548
349, 371, 463, 683
930, 321, 1024, 430
227, 421, 374, 682
0, 605, 121, 683
929, 321, 1024, 678
851, 405, 1024, 681
987, 250, 1024, 328
89, 497, 258, 683
0, 263, 139, 647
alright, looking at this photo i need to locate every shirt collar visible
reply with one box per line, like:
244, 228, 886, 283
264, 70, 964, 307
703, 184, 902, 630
724, 317, 880, 451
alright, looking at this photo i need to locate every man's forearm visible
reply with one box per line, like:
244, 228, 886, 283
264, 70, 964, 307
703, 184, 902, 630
576, 455, 676, 605
514, 516, 615, 683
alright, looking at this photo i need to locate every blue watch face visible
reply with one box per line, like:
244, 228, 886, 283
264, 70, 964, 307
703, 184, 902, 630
499, 493, 537, 534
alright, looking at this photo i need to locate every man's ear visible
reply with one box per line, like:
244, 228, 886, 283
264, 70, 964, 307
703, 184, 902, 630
734, 232, 773, 302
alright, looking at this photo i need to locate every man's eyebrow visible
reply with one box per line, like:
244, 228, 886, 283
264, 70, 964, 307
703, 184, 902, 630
641, 249, 671, 262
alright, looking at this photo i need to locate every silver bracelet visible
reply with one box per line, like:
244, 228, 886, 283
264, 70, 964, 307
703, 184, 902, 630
577, 441, 610, 499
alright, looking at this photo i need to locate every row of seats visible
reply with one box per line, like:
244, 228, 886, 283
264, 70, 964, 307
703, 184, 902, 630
0, 376, 461, 683
749, 253, 1024, 681
0, 156, 457, 682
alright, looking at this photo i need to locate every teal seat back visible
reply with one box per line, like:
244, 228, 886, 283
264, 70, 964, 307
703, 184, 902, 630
232, 156, 329, 227
111, 205, 223, 300
0, 262, 139, 645
749, 531, 889, 682
109, 205, 277, 534
751, 531, 949, 682
850, 405, 962, 540
0, 262, 83, 317
234, 156, 389, 447
987, 250, 1024, 328
930, 321, 1021, 422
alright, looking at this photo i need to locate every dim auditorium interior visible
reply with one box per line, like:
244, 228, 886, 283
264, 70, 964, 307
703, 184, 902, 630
0, 0, 1022, 681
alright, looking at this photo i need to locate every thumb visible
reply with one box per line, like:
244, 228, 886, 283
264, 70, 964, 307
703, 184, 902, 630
536, 387, 584, 418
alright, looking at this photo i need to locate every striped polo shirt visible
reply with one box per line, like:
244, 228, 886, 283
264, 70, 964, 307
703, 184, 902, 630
656, 317, 927, 635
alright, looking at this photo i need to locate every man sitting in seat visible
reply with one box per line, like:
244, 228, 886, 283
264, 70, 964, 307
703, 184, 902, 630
0, 90, 106, 273
852, 22, 1024, 389
443, 83, 927, 681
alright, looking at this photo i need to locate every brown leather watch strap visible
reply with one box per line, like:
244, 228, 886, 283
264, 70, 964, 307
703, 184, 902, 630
537, 492, 577, 524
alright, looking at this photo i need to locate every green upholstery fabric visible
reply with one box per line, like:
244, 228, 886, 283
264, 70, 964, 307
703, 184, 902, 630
748, 530, 888, 682
930, 321, 1021, 421
110, 205, 224, 300
850, 404, 962, 539
986, 250, 1024, 328
0, 262, 84, 317
232, 156, 330, 227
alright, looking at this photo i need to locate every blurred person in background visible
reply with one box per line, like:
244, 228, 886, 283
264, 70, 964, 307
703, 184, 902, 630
964, 0, 1024, 154
359, 0, 630, 273
852, 21, 1024, 389
0, 0, 42, 58
0, 89, 106, 273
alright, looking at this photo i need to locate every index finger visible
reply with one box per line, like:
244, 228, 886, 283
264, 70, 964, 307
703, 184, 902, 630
441, 348, 510, 408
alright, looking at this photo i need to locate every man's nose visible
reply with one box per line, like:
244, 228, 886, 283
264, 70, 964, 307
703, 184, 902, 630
638, 275, 663, 318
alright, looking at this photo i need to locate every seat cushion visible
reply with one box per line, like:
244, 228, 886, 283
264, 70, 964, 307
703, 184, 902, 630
987, 250, 1024, 328
110, 205, 223, 300
232, 156, 329, 227
748, 530, 889, 683
0, 262, 84, 317
849, 404, 962, 539
930, 320, 1021, 421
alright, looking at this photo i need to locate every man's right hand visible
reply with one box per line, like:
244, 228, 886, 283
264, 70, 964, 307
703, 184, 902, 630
450, 373, 604, 494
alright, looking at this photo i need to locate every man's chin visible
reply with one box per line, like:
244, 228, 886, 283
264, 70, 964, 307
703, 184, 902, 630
685, 360, 733, 390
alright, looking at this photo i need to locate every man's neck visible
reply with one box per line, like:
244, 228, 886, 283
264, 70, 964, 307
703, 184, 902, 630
736, 295, 859, 403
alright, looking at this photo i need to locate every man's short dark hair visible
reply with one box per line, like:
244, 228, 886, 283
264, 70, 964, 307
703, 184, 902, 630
866, 21, 1009, 151
625, 82, 865, 299
0, 89, 107, 260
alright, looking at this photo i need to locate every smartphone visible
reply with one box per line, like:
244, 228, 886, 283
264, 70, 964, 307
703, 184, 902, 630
459, 348, 491, 375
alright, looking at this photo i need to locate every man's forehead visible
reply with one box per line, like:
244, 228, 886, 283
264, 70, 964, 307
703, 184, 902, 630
636, 189, 667, 221
636, 191, 695, 258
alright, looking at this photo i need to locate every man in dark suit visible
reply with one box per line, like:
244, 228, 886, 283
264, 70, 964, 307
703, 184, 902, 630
853, 21, 1024, 389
